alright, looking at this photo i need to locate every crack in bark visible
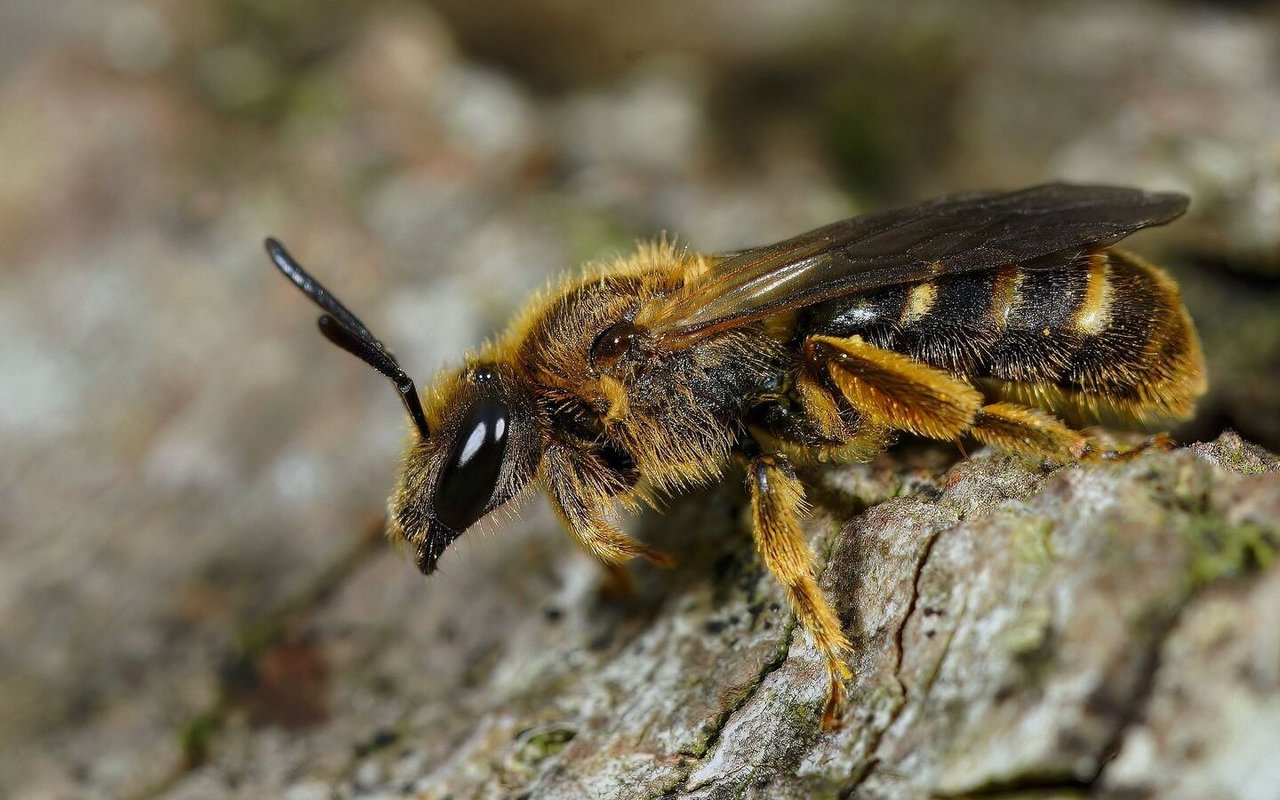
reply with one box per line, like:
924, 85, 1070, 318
891, 519, 948, 698
657, 514, 852, 798
837, 542, 1202, 799
828, 469, 1069, 799
1086, 597, 1189, 789
658, 614, 798, 798
828, 516, 951, 799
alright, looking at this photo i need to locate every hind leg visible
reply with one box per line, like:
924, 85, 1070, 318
804, 336, 1166, 464
970, 402, 1089, 461
971, 401, 1176, 463
805, 334, 983, 441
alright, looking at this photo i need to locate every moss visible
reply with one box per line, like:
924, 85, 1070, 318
1010, 516, 1055, 570
1181, 518, 1278, 588
178, 711, 222, 770
1110, 455, 1280, 590
511, 725, 576, 769
1001, 603, 1053, 659
1195, 432, 1280, 476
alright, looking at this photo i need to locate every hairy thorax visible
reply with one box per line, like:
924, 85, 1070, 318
499, 251, 787, 497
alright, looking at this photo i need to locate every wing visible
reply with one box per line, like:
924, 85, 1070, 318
639, 183, 1188, 350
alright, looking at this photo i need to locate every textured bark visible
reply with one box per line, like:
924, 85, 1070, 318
147, 432, 1279, 800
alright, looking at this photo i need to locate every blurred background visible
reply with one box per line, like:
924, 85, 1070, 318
2, 1, 1278, 797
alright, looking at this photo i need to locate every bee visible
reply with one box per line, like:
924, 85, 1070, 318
266, 183, 1204, 728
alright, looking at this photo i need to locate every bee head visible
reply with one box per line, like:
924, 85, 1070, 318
390, 362, 541, 573
265, 239, 541, 574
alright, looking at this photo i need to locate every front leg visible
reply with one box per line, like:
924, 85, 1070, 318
542, 445, 672, 568
744, 447, 852, 729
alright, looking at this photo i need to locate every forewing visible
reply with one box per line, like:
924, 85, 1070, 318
640, 183, 1188, 348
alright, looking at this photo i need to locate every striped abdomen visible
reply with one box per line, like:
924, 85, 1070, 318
801, 249, 1205, 423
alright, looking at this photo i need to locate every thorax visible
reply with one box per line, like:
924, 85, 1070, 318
500, 258, 785, 491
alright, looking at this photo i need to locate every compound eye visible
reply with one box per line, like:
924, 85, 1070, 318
433, 398, 509, 531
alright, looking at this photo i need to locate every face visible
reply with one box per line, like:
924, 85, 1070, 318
390, 363, 541, 573
263, 242, 546, 573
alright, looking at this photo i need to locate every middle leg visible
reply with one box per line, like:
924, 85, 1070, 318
744, 447, 851, 729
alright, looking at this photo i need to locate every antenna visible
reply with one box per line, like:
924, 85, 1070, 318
265, 237, 430, 439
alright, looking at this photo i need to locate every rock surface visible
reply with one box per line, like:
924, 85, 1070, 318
134, 434, 1280, 800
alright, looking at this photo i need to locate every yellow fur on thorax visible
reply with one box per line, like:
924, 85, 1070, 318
496, 238, 702, 356
493, 240, 698, 375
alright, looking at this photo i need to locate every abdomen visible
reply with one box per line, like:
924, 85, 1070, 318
801, 249, 1205, 424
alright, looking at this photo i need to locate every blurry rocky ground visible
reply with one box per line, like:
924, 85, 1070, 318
1, 1, 1278, 798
